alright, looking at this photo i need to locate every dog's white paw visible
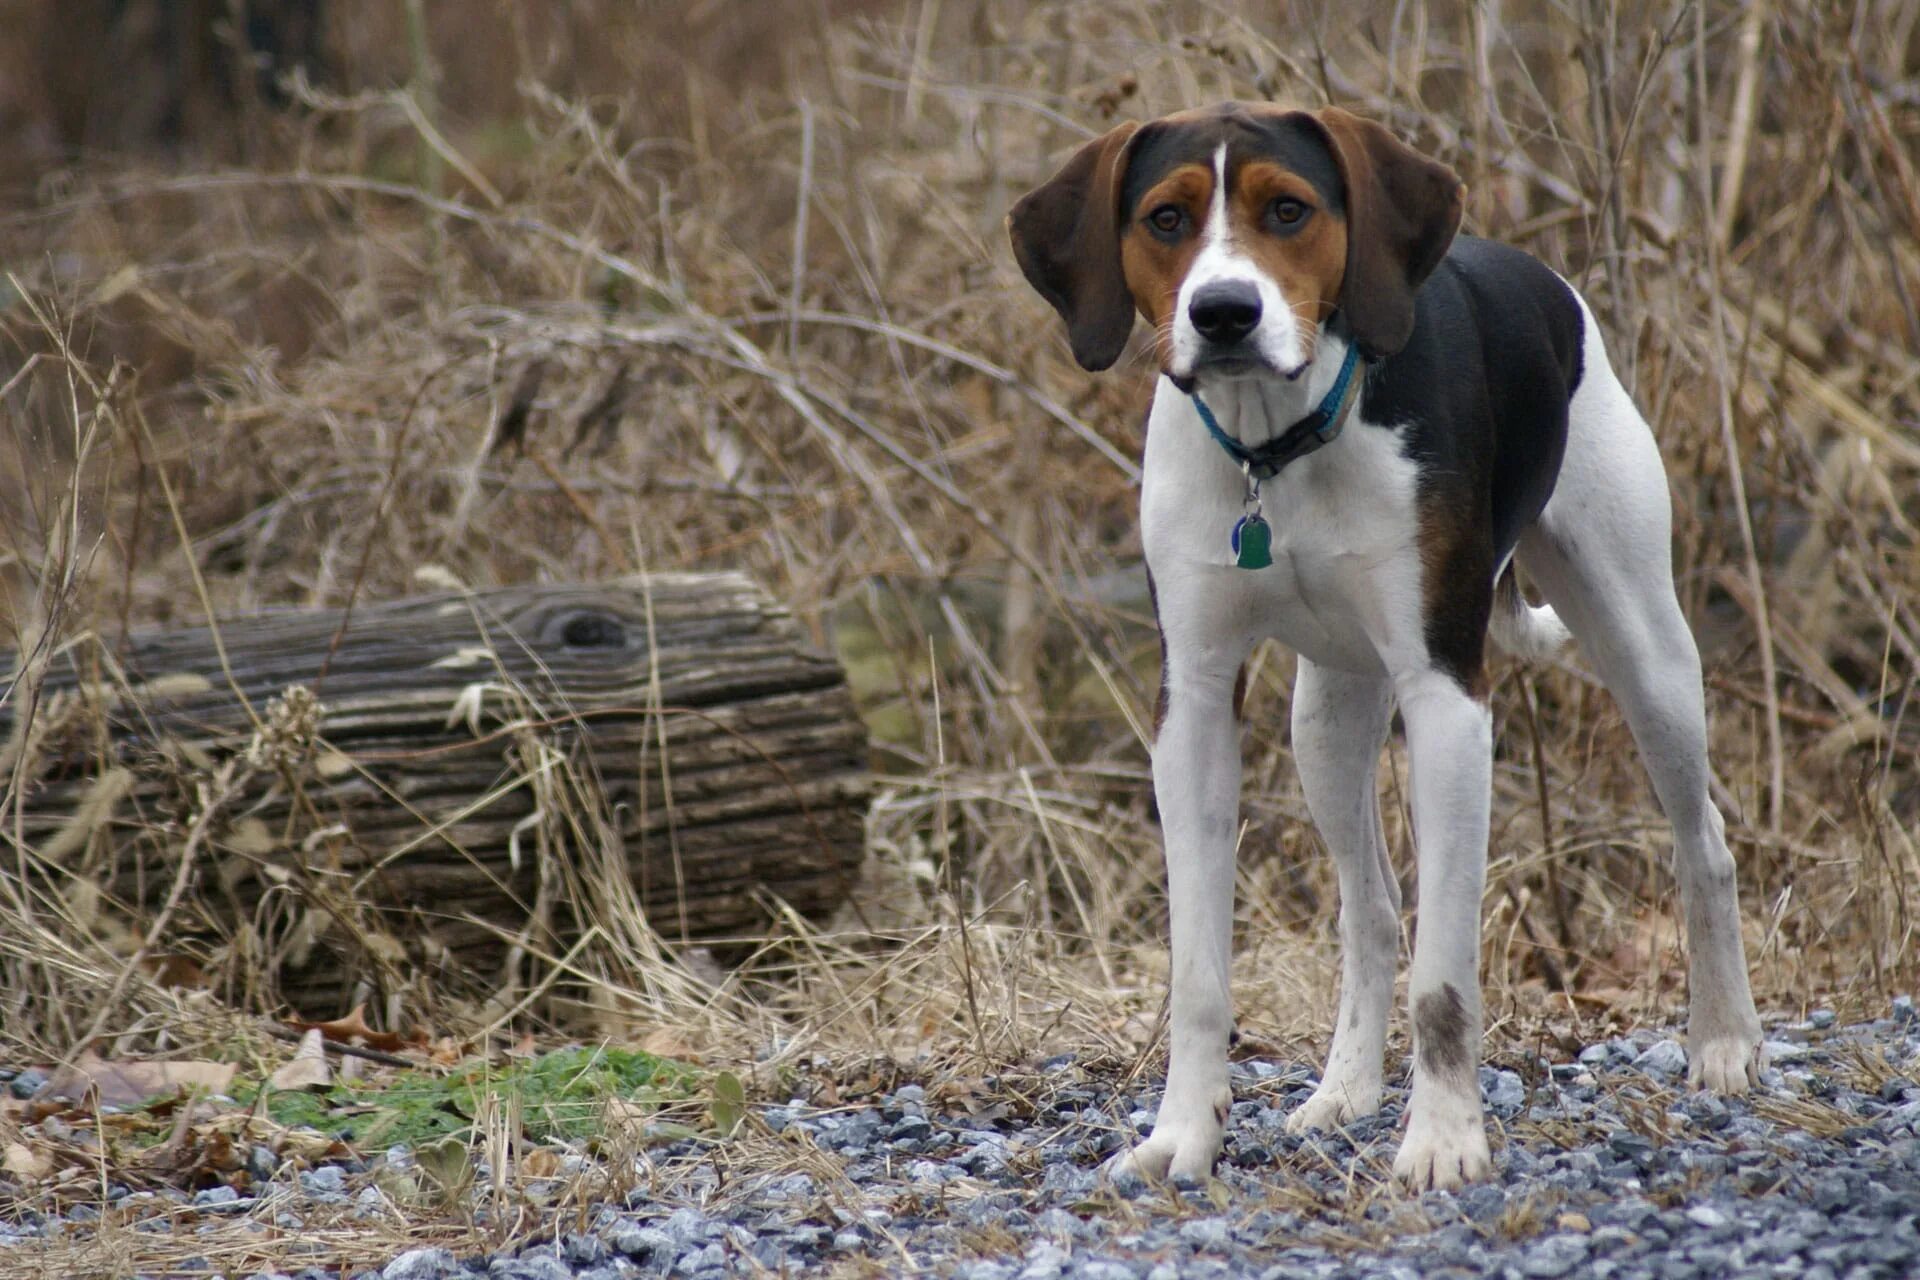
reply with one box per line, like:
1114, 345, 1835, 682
1106, 1089, 1227, 1184
1107, 1124, 1223, 1184
1392, 1103, 1491, 1191
1688, 1030, 1765, 1094
1283, 1080, 1380, 1135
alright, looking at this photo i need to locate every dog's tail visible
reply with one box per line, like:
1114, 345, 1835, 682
1488, 568, 1571, 661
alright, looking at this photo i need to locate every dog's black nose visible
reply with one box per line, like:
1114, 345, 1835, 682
1189, 281, 1262, 345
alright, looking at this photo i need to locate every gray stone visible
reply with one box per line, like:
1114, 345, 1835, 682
1179, 1218, 1231, 1251
299, 1166, 347, 1198
1683, 1095, 1732, 1130
677, 1242, 725, 1274
606, 1222, 673, 1259
1482, 1069, 1527, 1112
660, 1208, 712, 1247
1810, 1175, 1852, 1213
1634, 1039, 1689, 1078
904, 1159, 952, 1184
6, 1069, 47, 1099
954, 1264, 1012, 1280
561, 1233, 607, 1265
1521, 1235, 1592, 1277
490, 1258, 569, 1280
380, 1248, 457, 1280
1685, 1206, 1730, 1230
1018, 1242, 1070, 1280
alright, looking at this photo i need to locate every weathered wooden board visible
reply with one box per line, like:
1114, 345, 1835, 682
1, 574, 870, 1015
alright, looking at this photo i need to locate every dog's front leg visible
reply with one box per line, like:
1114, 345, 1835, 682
1109, 644, 1246, 1183
1391, 667, 1495, 1190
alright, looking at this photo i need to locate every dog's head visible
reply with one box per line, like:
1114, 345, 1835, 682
1007, 104, 1464, 388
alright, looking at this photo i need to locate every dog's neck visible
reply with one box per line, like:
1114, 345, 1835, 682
1184, 328, 1356, 448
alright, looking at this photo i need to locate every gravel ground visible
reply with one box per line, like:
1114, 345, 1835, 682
8, 1003, 1920, 1278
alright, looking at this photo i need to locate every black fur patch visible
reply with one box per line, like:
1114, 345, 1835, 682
1119, 104, 1345, 227
1414, 983, 1473, 1079
1148, 566, 1168, 737
1356, 235, 1586, 691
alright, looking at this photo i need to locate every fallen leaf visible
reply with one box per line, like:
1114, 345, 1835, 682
140, 954, 209, 989
272, 1127, 351, 1163
519, 1147, 562, 1179
2, 1143, 47, 1180
638, 1027, 702, 1063
416, 1136, 472, 1207
286, 1004, 421, 1054
600, 1097, 655, 1134
44, 1052, 236, 1108
90, 263, 142, 305
268, 1029, 332, 1091
710, 1072, 746, 1137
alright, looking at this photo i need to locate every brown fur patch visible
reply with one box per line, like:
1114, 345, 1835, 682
1006, 121, 1143, 372
1416, 489, 1493, 700
1414, 983, 1473, 1079
1227, 161, 1348, 356
1119, 164, 1212, 365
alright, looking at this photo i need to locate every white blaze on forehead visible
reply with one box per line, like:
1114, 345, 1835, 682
1205, 143, 1231, 246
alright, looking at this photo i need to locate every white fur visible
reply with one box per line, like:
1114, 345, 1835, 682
1110, 252, 1763, 1190
1489, 591, 1572, 660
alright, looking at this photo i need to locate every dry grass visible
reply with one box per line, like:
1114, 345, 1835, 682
0, 0, 1916, 1179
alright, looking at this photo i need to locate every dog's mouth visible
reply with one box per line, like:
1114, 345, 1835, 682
1168, 350, 1309, 394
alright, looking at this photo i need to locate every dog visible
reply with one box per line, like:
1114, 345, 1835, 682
1007, 103, 1765, 1190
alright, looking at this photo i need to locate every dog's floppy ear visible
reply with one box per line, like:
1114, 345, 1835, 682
1007, 122, 1142, 372
1310, 107, 1464, 360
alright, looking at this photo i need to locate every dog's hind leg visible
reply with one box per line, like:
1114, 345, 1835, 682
1516, 304, 1764, 1092
1285, 659, 1400, 1134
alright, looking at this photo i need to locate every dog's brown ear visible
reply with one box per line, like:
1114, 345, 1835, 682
1007, 122, 1142, 372
1311, 107, 1465, 360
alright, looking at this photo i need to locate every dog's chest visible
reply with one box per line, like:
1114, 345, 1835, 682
1140, 395, 1423, 672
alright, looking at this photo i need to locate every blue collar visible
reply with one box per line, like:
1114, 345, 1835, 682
1188, 342, 1363, 481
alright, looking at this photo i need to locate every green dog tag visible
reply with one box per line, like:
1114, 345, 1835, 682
1231, 514, 1272, 570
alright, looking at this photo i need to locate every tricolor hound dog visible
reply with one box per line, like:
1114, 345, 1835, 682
1007, 103, 1765, 1190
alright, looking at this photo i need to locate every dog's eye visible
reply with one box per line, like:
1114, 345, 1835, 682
1269, 198, 1309, 227
1147, 205, 1186, 236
